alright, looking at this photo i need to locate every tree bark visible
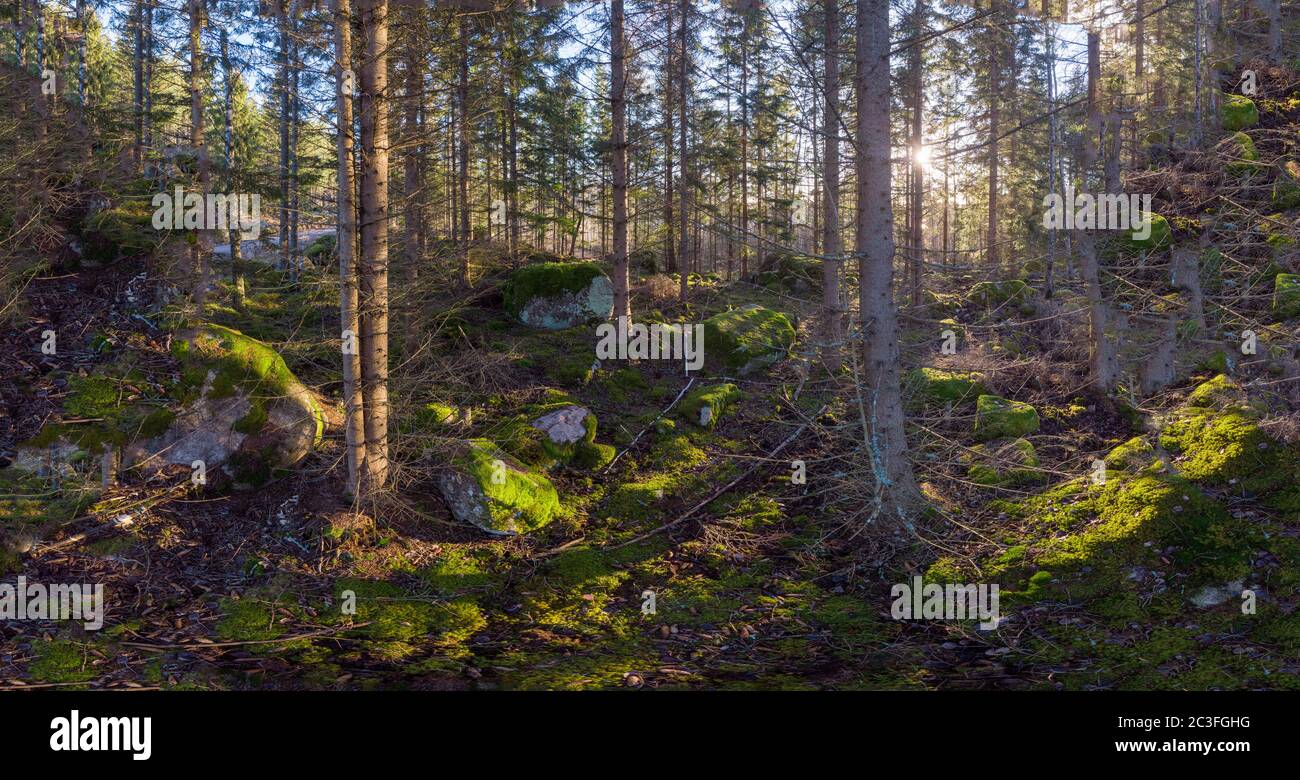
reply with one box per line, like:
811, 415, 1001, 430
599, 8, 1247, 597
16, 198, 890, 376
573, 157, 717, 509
855, 0, 919, 513
611, 0, 630, 321
189, 0, 209, 316
820, 0, 842, 370
678, 0, 690, 303
335, 0, 365, 496
359, 0, 390, 487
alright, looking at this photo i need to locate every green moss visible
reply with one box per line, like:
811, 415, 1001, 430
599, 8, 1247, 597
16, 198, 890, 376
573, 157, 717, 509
1104, 436, 1156, 470
135, 407, 176, 439
1185, 373, 1242, 408
1159, 406, 1288, 492
333, 578, 484, 659
63, 375, 119, 420
809, 595, 885, 661
232, 400, 268, 434
965, 437, 1041, 487
1273, 161, 1300, 209
420, 548, 494, 595
303, 232, 337, 262
79, 198, 166, 265
1128, 212, 1172, 250
1221, 93, 1260, 131
974, 395, 1040, 441
968, 279, 1033, 308
678, 383, 744, 429
1274, 273, 1300, 319
27, 640, 95, 685
215, 596, 286, 644
702, 305, 795, 373
456, 439, 559, 533
502, 261, 606, 316
1226, 131, 1262, 175
906, 367, 986, 405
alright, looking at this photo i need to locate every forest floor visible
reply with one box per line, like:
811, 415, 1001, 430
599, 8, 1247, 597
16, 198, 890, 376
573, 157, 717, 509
3, 63, 1300, 691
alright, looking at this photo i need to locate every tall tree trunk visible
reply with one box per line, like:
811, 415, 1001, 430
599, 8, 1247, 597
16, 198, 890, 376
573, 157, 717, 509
189, 0, 209, 316
220, 28, 245, 312
289, 5, 302, 281
856, 0, 918, 513
278, 1, 291, 270
820, 0, 842, 370
134, 0, 145, 172
678, 0, 690, 303
359, 0, 390, 488
335, 0, 364, 496
908, 0, 924, 305
611, 0, 630, 320
663, 1, 675, 275
740, 11, 749, 278
458, 14, 471, 278
984, 2, 1000, 268
403, 11, 421, 304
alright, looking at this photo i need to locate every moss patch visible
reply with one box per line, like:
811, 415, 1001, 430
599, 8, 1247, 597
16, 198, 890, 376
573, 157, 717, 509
703, 305, 795, 373
974, 395, 1040, 441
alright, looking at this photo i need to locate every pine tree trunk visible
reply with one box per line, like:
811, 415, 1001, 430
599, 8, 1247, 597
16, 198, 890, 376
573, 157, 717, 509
820, 0, 842, 370
359, 0, 390, 488
611, 0, 630, 321
855, 0, 918, 513
335, 0, 365, 496
678, 0, 690, 303
458, 15, 471, 278
189, 0, 209, 316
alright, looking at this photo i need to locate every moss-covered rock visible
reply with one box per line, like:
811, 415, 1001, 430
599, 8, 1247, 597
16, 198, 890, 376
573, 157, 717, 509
527, 404, 613, 469
1128, 211, 1171, 250
968, 279, 1033, 309
678, 383, 744, 429
1221, 93, 1260, 131
436, 439, 560, 535
1185, 373, 1244, 409
125, 324, 324, 486
974, 395, 1040, 441
1273, 161, 1300, 210
1103, 436, 1157, 471
703, 305, 795, 374
906, 367, 986, 405
965, 437, 1041, 487
303, 232, 338, 263
755, 253, 822, 294
503, 261, 614, 330
1226, 131, 1263, 175
1274, 273, 1300, 319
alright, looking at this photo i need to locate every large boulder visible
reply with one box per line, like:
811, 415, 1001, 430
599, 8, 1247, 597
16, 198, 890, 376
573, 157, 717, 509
436, 439, 560, 535
503, 261, 613, 330
125, 324, 324, 486
703, 305, 795, 374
